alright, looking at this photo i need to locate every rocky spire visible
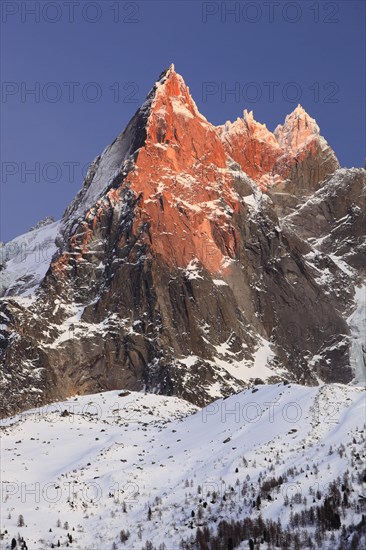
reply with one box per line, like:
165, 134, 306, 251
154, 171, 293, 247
274, 104, 320, 149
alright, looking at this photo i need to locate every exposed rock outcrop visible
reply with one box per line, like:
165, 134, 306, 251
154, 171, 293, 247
0, 66, 364, 417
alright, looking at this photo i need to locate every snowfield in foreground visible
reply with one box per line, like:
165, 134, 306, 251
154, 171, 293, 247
1, 384, 365, 549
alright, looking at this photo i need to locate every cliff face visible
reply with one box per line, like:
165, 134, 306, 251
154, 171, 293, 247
219, 104, 339, 193
0, 66, 364, 417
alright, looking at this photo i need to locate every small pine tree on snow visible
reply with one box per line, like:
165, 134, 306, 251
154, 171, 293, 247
120, 530, 130, 543
17, 515, 24, 527
147, 506, 152, 521
11, 539, 17, 550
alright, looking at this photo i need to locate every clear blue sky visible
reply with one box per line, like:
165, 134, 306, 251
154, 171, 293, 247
1, 0, 365, 241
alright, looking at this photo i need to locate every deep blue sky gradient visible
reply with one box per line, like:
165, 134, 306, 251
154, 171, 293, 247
1, 0, 365, 241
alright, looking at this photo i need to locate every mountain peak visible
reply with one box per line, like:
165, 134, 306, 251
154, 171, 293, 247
243, 108, 254, 121
61, 65, 201, 230
292, 103, 307, 115
62, 67, 338, 232
156, 63, 176, 84
274, 104, 320, 149
146, 65, 207, 140
153, 64, 194, 103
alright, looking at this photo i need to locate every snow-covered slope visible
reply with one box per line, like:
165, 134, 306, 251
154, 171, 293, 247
1, 384, 365, 549
0, 220, 60, 297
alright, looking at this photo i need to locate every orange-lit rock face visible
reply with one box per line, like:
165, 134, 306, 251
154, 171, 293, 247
274, 104, 320, 149
51, 69, 338, 278
124, 69, 240, 273
218, 110, 283, 190
218, 104, 338, 191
